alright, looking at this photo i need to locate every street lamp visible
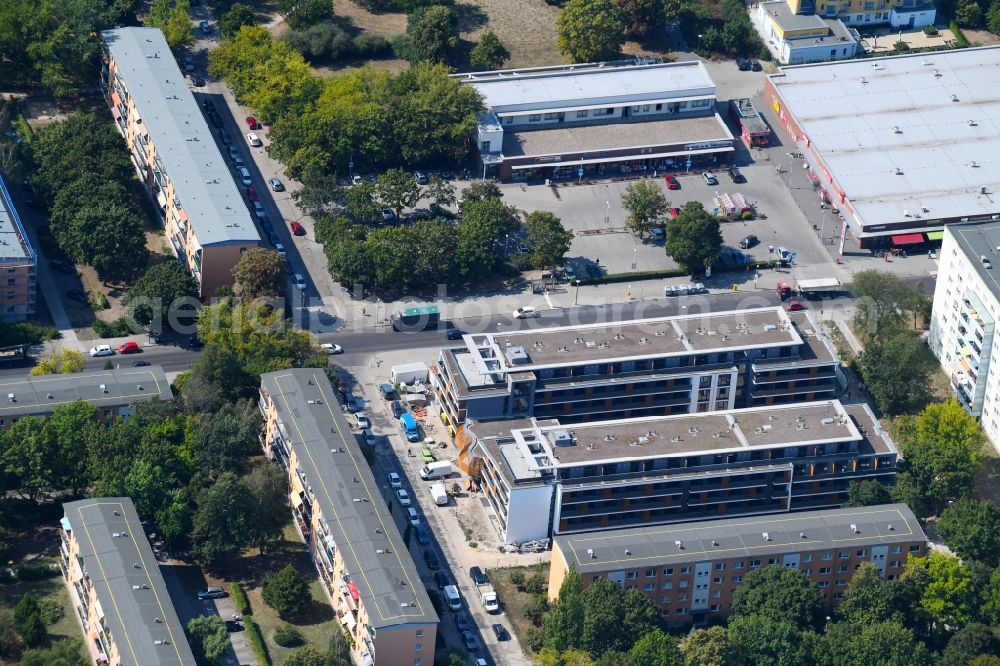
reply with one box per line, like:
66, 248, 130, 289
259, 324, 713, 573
574, 280, 581, 306
698, 33, 704, 53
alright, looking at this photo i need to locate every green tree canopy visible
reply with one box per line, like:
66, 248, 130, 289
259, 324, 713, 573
124, 260, 198, 328
403, 5, 460, 64
284, 645, 328, 666
726, 614, 810, 666
375, 168, 421, 219
621, 180, 668, 237
146, 0, 193, 50
232, 248, 287, 300
220, 3, 256, 38
627, 630, 681, 665
281, 0, 333, 30
859, 331, 935, 416
1, 418, 57, 504
664, 201, 722, 274
186, 615, 229, 665
731, 565, 825, 630
557, 0, 626, 62
680, 625, 732, 666
940, 623, 1000, 666
906, 551, 975, 627
460, 182, 503, 211
470, 30, 511, 70
542, 569, 584, 651
580, 578, 660, 655
191, 472, 253, 567
937, 498, 1000, 566
525, 211, 574, 269
18, 638, 89, 666
613, 0, 665, 36
263, 564, 311, 618
30, 349, 86, 376
842, 478, 892, 508
835, 562, 898, 626
850, 270, 923, 343
243, 463, 289, 553
819, 620, 933, 666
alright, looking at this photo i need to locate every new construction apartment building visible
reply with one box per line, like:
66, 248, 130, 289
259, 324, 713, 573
259, 369, 438, 666
60, 498, 197, 665
548, 504, 926, 627
433, 307, 843, 432
101, 28, 259, 297
469, 399, 897, 545
0, 174, 37, 322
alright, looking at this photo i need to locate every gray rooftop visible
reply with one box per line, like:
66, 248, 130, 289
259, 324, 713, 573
762, 1, 831, 32
946, 220, 1000, 300
62, 498, 197, 665
768, 47, 1000, 229
555, 503, 924, 573
260, 370, 437, 630
0, 366, 171, 418
458, 61, 715, 114
0, 174, 35, 263
501, 114, 733, 160
102, 28, 259, 246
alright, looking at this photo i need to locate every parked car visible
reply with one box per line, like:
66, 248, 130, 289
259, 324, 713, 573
387, 472, 402, 489
355, 413, 371, 430
750, 59, 763, 71
787, 300, 807, 312
513, 306, 538, 319
239, 167, 252, 187
252, 201, 267, 218
245, 115, 260, 130
414, 170, 429, 185
320, 342, 342, 354
192, 77, 205, 87
379, 383, 396, 400
118, 341, 141, 354
268, 177, 284, 192
224, 620, 242, 632
649, 227, 665, 241
407, 507, 420, 526
294, 273, 307, 291
290, 221, 305, 236
728, 166, 746, 183
197, 587, 225, 600
423, 549, 440, 570
380, 208, 396, 223
492, 624, 510, 641
89, 345, 114, 357
739, 234, 759, 249
664, 174, 680, 190
246, 186, 259, 202
182, 56, 194, 73
446, 328, 464, 340
668, 207, 682, 219
246, 132, 262, 147
132, 360, 151, 367
390, 401, 405, 418
462, 630, 480, 652
434, 571, 449, 589
228, 145, 240, 162
396, 489, 411, 506
217, 129, 231, 145
199, 20, 212, 35
737, 57, 751, 71
439, 170, 454, 180
469, 566, 488, 585
703, 172, 718, 185
201, 99, 216, 112
415, 523, 430, 544
208, 111, 223, 129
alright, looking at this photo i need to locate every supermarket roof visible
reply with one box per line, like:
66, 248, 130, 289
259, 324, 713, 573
0, 366, 171, 417
768, 47, 1000, 228
62, 498, 197, 665
101, 28, 259, 246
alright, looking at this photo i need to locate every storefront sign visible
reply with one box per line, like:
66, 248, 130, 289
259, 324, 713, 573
534, 155, 562, 163
684, 140, 730, 151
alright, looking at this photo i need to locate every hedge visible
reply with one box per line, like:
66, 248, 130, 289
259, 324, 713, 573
950, 20, 971, 48
230, 582, 251, 616
244, 619, 271, 666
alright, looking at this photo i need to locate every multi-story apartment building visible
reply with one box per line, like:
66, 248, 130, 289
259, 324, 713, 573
0, 174, 37, 322
433, 307, 843, 432
548, 504, 926, 627
784, 0, 933, 27
60, 498, 197, 665
929, 220, 1000, 453
0, 366, 171, 429
259, 369, 438, 666
100, 28, 259, 297
470, 399, 898, 545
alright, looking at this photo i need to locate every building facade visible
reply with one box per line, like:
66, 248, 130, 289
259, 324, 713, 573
548, 504, 926, 627
60, 498, 197, 665
763, 47, 1000, 250
454, 60, 735, 182
101, 28, 259, 297
433, 307, 844, 432
0, 366, 172, 428
0, 174, 37, 322
469, 399, 898, 545
259, 369, 438, 666
929, 220, 1000, 452
784, 0, 927, 26
757, 2, 860, 65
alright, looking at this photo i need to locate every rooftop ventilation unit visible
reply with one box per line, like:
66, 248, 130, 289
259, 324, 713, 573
762, 532, 770, 541
850, 523, 860, 533
800, 532, 807, 539
893, 126, 901, 134
587, 548, 596, 558
887, 523, 894, 531
952, 94, 959, 102
100, 384, 108, 393
7, 393, 13, 402
624, 549, 631, 556
675, 540, 683, 549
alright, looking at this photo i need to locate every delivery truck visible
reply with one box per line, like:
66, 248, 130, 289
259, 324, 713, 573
420, 460, 452, 480
776, 278, 842, 300
400, 412, 421, 442
478, 582, 499, 613
429, 483, 449, 506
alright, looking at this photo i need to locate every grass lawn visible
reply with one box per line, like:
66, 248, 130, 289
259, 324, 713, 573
487, 563, 549, 653
0, 557, 81, 645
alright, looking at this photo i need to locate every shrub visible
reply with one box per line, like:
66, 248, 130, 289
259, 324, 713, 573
923, 25, 938, 35
523, 594, 548, 625
352, 34, 392, 58
273, 624, 304, 647
950, 20, 971, 47
92, 317, 136, 338
525, 571, 548, 595
893, 40, 910, 52
244, 619, 270, 665
36, 599, 63, 626
262, 565, 310, 618
230, 583, 251, 616
525, 625, 545, 651
18, 613, 45, 647
15, 564, 57, 581
509, 569, 526, 591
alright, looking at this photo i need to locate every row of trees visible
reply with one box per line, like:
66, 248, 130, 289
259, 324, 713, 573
678, 0, 770, 60
26, 113, 148, 282
945, 0, 1000, 35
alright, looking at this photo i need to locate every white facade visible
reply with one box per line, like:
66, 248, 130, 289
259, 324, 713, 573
929, 223, 1000, 452
890, 5, 936, 28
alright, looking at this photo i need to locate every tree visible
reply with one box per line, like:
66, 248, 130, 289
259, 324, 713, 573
836, 562, 897, 626
345, 180, 382, 224
621, 180, 667, 237
124, 261, 198, 329
542, 569, 584, 651
843, 478, 892, 508
613, 0, 665, 36
937, 499, 1000, 566
220, 3, 256, 38
850, 270, 919, 343
731, 566, 825, 630
190, 400, 259, 476
525, 211, 573, 269
1, 418, 56, 504
30, 349, 86, 376
989, 3, 1000, 35
326, 626, 351, 665
940, 623, 1000, 666
191, 472, 252, 567
470, 30, 511, 70
955, 0, 983, 26
820, 620, 933, 666
15, 594, 45, 647
425, 176, 456, 212
285, 645, 327, 666
146, 0, 194, 50
726, 614, 808, 666
186, 615, 229, 665
906, 551, 975, 627
859, 331, 935, 416
460, 197, 521, 246
263, 565, 310, 618
19, 639, 89, 666
557, 0, 626, 63
628, 630, 681, 665
292, 170, 345, 218
243, 464, 289, 553
282, 0, 333, 30
460, 182, 503, 211
580, 579, 660, 655
664, 201, 723, 274
375, 168, 421, 220
232, 248, 287, 300
681, 626, 733, 666
403, 5, 460, 64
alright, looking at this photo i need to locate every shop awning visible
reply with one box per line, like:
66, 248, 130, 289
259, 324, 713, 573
926, 231, 944, 241
891, 233, 925, 246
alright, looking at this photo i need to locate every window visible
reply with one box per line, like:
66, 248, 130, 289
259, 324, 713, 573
644, 583, 655, 592
804, 569, 812, 576
680, 566, 691, 574
768, 558, 778, 565
836, 580, 847, 587
857, 550, 867, 557
662, 582, 673, 590
642, 105, 650, 112
577, 110, 589, 118
661, 596, 671, 603
836, 565, 848, 573
655, 103, 662, 111
631, 105, 641, 112
415, 644, 422, 652
819, 567, 831, 575
909, 545, 921, 552
891, 546, 902, 554
104, 409, 113, 417
676, 608, 687, 615
713, 577, 723, 584
678, 593, 688, 601
663, 568, 674, 576
416, 630, 423, 638
646, 569, 656, 578
889, 561, 900, 569
833, 592, 845, 600
710, 604, 721, 611
544, 112, 560, 120
715, 563, 726, 571
679, 581, 689, 589
838, 551, 850, 559
713, 590, 722, 598
732, 575, 743, 583
733, 562, 744, 570
818, 581, 829, 588
802, 554, 813, 563
822, 553, 833, 561
415, 660, 422, 666
750, 560, 761, 568
626, 572, 638, 580
529, 114, 541, 122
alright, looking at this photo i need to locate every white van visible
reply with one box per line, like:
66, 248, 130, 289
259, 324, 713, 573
443, 584, 461, 611
239, 167, 251, 186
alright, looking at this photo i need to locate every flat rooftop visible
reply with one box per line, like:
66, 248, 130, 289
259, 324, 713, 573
491, 308, 803, 370
102, 28, 259, 246
946, 220, 1000, 300
0, 174, 35, 262
260, 370, 437, 630
768, 47, 1000, 228
0, 366, 171, 417
457, 61, 715, 114
763, 0, 831, 32
501, 114, 733, 160
555, 503, 924, 572
63, 498, 197, 665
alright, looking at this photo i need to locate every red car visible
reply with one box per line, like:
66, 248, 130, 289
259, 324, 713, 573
664, 174, 680, 190
668, 207, 681, 219
786, 300, 806, 312
118, 341, 141, 354
245, 116, 260, 130
290, 221, 305, 236
246, 185, 259, 202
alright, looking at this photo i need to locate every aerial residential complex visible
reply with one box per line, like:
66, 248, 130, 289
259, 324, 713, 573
468, 399, 898, 545
929, 219, 1000, 452
100, 27, 259, 297
260, 369, 438, 666
548, 504, 926, 626
0, 366, 171, 428
432, 307, 843, 431
0, 174, 37, 322
756, 1, 860, 65
455, 60, 735, 181
60, 498, 197, 666
764, 47, 1000, 250
781, 0, 934, 26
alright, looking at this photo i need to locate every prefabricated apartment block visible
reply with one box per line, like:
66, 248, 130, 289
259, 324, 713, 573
0, 174, 37, 322
468, 399, 897, 545
259, 369, 438, 666
548, 504, 926, 627
60, 498, 197, 665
